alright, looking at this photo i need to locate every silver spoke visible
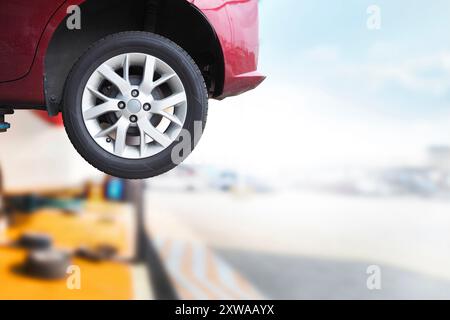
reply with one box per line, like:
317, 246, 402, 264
152, 72, 176, 89
123, 54, 130, 83
152, 92, 187, 112
83, 100, 118, 120
87, 86, 110, 102
114, 118, 130, 155
140, 55, 156, 94
95, 121, 120, 138
138, 118, 172, 148
139, 128, 147, 157
94, 117, 129, 139
157, 111, 183, 127
98, 64, 130, 95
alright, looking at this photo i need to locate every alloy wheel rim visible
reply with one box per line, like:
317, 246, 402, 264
82, 53, 187, 159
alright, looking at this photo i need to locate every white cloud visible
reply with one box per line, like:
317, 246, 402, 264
188, 80, 450, 178
304, 46, 340, 62
301, 45, 450, 96
360, 52, 450, 95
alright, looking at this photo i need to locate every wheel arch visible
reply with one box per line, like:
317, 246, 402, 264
45, 0, 224, 115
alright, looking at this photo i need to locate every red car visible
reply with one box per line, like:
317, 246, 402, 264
0, 0, 264, 178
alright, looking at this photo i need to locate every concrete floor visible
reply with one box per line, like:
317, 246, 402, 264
216, 249, 450, 299
146, 190, 450, 299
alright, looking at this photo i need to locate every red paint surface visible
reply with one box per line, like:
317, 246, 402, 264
191, 0, 265, 98
32, 110, 64, 126
0, 0, 264, 111
0, 0, 66, 82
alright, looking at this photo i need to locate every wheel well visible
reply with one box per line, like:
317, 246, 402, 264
45, 0, 224, 115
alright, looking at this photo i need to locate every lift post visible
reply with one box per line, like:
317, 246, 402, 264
0, 109, 14, 133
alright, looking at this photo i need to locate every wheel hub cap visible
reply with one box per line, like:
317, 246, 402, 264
127, 99, 142, 113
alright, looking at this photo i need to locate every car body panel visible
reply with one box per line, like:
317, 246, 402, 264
0, 0, 66, 82
190, 0, 265, 98
0, 0, 86, 106
0, 0, 264, 109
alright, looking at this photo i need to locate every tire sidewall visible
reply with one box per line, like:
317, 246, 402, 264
63, 33, 207, 179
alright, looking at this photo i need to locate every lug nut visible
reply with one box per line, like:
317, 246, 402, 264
118, 101, 126, 109
143, 103, 151, 111
131, 90, 139, 97
129, 115, 138, 123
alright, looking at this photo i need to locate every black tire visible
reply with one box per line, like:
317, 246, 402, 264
63, 31, 208, 179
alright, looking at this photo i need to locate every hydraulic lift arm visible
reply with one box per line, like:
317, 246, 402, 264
0, 108, 13, 132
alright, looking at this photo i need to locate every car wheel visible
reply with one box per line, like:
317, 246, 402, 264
63, 32, 208, 179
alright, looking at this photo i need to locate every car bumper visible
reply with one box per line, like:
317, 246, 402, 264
192, 0, 265, 98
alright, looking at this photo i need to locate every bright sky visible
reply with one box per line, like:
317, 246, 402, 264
259, 0, 450, 115
190, 0, 450, 178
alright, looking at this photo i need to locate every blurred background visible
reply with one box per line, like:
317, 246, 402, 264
2, 0, 450, 299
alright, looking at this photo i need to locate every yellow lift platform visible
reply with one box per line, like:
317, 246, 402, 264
0, 199, 142, 300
